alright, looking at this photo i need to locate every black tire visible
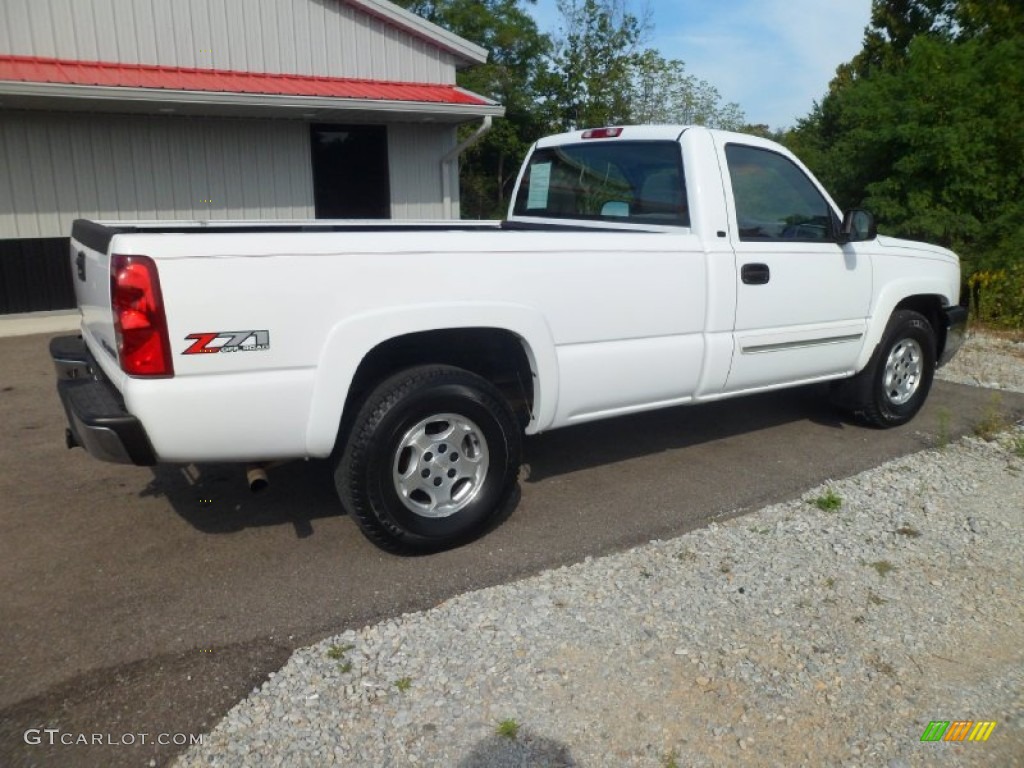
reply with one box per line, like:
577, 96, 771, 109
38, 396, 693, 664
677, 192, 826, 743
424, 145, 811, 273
336, 365, 522, 554
837, 310, 936, 428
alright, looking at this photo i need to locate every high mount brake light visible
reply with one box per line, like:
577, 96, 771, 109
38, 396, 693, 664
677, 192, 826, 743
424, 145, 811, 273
110, 254, 174, 377
581, 127, 624, 139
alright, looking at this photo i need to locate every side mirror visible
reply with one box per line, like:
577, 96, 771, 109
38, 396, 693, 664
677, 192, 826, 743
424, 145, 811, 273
838, 209, 877, 243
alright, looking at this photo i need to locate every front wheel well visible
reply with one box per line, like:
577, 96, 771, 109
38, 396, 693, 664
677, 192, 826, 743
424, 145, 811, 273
894, 295, 947, 358
337, 328, 535, 452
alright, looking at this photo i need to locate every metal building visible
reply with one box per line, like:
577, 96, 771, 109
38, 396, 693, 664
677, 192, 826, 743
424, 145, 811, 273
0, 0, 503, 314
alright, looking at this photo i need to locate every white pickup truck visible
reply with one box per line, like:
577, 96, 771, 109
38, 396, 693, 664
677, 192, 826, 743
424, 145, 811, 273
52, 125, 967, 553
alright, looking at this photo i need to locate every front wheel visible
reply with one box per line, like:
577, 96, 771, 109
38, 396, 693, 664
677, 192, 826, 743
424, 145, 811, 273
838, 310, 936, 428
336, 365, 522, 554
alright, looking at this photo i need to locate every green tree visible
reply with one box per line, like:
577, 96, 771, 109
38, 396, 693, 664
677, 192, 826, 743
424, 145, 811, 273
544, 2, 744, 132
786, 0, 1024, 325
837, 0, 1022, 79
390, 0, 551, 217
396, 0, 747, 216
851, 36, 1021, 255
629, 49, 745, 129
545, 0, 646, 131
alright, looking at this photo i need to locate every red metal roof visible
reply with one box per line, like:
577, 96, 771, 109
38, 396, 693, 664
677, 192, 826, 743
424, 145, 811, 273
0, 55, 492, 106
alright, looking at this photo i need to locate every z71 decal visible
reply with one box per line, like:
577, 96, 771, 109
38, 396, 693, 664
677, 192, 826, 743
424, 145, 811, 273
183, 330, 270, 355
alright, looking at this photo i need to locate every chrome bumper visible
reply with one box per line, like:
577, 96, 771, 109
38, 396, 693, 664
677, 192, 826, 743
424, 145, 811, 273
50, 335, 157, 466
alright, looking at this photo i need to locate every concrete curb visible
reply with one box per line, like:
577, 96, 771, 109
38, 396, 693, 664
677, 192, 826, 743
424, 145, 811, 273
0, 310, 80, 339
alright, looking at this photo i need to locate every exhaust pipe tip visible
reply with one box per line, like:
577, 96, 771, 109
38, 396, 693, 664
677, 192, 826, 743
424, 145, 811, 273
246, 465, 269, 493
245, 460, 291, 493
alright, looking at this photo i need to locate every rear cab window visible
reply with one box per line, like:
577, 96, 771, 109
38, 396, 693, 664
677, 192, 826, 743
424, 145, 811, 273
512, 141, 689, 227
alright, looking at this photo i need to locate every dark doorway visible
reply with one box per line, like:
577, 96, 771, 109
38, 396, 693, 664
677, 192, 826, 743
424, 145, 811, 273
310, 124, 391, 219
0, 238, 75, 314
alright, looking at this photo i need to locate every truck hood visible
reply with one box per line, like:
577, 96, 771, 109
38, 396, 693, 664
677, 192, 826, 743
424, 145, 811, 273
876, 235, 959, 264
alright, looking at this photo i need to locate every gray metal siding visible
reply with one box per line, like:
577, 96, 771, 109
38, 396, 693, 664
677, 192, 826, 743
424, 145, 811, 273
0, 111, 315, 239
387, 123, 458, 220
1, 0, 459, 84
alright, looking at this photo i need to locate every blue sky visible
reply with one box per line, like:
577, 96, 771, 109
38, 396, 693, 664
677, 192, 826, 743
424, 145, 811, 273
529, 0, 873, 130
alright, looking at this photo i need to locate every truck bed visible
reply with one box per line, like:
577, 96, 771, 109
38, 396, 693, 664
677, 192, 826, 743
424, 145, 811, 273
71, 218, 641, 255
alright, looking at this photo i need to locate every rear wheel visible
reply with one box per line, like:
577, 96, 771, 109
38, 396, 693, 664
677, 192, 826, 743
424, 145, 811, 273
837, 310, 936, 428
336, 365, 522, 554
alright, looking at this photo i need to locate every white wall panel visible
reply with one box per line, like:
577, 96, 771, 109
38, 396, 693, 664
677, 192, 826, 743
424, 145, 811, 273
69, 0, 100, 60
132, 0, 159, 64
112, 0, 140, 63
92, 0, 120, 61
387, 123, 458, 220
1, 116, 39, 236
24, 119, 62, 236
3, 2, 32, 59
49, 4, 76, 55
28, 1, 57, 56
0, 128, 15, 236
0, 5, 11, 54
0, 1, 460, 85
0, 112, 315, 239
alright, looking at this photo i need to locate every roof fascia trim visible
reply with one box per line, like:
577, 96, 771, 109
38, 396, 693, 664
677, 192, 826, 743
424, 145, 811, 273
0, 80, 505, 117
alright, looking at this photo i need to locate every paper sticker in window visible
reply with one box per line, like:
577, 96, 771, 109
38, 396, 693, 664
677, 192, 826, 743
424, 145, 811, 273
526, 161, 551, 210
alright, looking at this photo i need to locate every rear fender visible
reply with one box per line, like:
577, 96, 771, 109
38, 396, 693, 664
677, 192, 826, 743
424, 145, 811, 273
304, 303, 559, 456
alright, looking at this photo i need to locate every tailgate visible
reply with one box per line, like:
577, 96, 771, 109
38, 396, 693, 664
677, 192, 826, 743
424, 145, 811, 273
70, 220, 119, 370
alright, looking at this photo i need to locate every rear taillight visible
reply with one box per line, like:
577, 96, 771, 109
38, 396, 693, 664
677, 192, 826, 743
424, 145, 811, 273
110, 254, 174, 377
582, 127, 623, 139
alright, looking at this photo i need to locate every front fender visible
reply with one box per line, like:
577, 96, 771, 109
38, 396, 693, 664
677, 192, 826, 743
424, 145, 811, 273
304, 302, 559, 456
856, 278, 957, 372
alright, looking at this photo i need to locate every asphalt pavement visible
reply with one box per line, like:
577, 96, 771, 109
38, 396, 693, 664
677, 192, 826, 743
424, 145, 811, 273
2, 330, 1022, 768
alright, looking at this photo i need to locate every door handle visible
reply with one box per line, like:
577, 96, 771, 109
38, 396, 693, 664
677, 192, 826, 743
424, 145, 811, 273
741, 263, 770, 285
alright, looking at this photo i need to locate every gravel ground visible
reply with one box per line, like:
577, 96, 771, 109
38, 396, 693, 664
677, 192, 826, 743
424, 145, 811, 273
176, 334, 1024, 768
937, 331, 1024, 394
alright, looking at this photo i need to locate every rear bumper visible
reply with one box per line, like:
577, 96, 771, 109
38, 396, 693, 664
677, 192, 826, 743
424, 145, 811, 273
938, 305, 969, 368
50, 335, 157, 466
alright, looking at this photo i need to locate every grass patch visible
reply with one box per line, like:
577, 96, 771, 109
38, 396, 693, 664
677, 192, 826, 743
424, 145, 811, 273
974, 393, 1006, 441
663, 750, 681, 768
868, 560, 896, 578
813, 488, 843, 512
326, 643, 355, 660
337, 661, 352, 674
936, 406, 952, 449
496, 719, 519, 739
867, 590, 888, 606
393, 677, 412, 693
1013, 434, 1024, 458
824, 577, 836, 589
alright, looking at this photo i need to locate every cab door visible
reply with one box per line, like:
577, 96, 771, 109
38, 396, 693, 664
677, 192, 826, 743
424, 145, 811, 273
716, 140, 872, 392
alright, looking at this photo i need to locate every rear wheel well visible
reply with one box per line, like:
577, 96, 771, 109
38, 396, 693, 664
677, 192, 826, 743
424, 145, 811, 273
894, 295, 946, 358
337, 328, 535, 452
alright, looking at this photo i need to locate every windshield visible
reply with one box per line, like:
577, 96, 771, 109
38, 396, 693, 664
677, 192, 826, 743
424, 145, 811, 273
512, 141, 689, 227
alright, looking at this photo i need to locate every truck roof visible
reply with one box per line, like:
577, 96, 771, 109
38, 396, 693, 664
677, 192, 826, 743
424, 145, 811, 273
533, 124, 783, 152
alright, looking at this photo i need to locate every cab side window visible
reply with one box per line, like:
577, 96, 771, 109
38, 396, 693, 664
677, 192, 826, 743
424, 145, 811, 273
725, 144, 834, 242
